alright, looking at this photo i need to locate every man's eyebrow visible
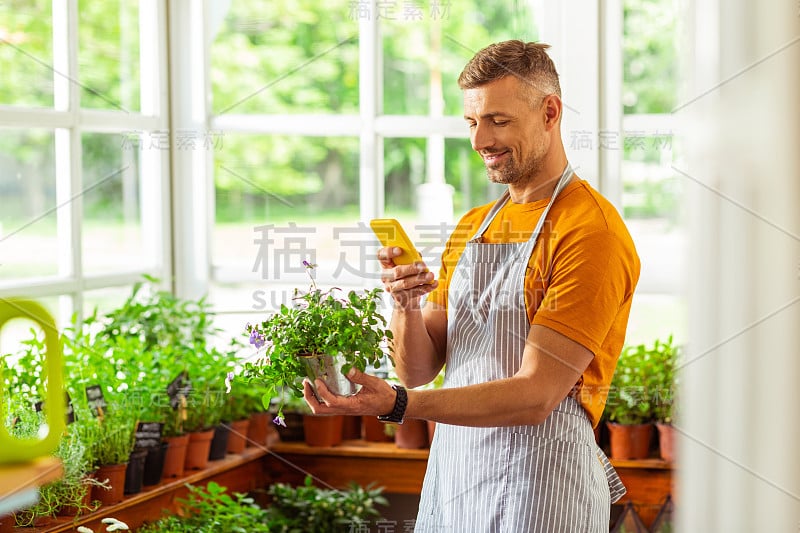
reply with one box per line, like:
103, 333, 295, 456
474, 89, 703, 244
463, 112, 514, 120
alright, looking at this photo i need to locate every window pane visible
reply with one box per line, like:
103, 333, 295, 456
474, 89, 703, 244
625, 293, 686, 347
78, 0, 141, 112
382, 1, 540, 115
81, 133, 148, 274
210, 0, 358, 115
622, 0, 678, 114
0, 0, 54, 107
0, 130, 58, 280
212, 134, 361, 285
83, 285, 135, 318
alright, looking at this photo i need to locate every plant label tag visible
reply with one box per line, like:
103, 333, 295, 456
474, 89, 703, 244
167, 371, 191, 410
85, 385, 108, 417
134, 421, 163, 449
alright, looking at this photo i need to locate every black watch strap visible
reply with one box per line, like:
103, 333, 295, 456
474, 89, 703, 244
377, 384, 407, 424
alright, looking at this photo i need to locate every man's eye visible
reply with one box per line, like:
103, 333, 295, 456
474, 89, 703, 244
493, 121, 508, 126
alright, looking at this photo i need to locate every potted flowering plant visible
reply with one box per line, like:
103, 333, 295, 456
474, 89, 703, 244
243, 262, 393, 425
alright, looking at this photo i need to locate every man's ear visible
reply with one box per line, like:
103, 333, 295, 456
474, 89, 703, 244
543, 94, 562, 130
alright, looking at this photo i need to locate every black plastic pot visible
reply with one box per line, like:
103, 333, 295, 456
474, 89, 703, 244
208, 422, 231, 460
124, 449, 148, 495
142, 442, 169, 486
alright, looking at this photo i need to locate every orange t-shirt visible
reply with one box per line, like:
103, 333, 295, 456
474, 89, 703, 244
427, 179, 640, 427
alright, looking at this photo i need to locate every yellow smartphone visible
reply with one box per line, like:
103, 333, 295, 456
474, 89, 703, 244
369, 218, 424, 266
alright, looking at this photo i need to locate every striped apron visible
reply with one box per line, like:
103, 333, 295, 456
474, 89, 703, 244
415, 165, 626, 532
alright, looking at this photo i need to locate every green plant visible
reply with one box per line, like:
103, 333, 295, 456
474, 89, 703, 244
92, 413, 136, 467
10, 408, 107, 525
138, 482, 270, 533
605, 335, 679, 425
646, 335, 679, 423
94, 275, 218, 351
243, 262, 393, 424
266, 475, 387, 533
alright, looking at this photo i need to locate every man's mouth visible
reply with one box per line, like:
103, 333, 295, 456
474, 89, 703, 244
482, 150, 509, 166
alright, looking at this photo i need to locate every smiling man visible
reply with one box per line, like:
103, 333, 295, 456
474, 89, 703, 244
304, 40, 640, 532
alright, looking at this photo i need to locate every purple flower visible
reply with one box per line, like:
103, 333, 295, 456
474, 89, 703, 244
249, 330, 266, 349
273, 414, 287, 427
302, 260, 311, 268
224, 371, 234, 394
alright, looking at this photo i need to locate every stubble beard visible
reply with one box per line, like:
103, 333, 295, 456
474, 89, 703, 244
485, 150, 545, 186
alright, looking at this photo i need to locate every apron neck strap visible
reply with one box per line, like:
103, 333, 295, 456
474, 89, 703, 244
469, 163, 575, 243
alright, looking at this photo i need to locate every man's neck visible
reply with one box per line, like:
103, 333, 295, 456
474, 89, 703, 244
507, 154, 570, 204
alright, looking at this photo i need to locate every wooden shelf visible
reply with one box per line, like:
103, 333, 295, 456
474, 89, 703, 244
0, 457, 63, 516
0, 457, 63, 498
268, 440, 674, 527
28, 447, 268, 533
266, 440, 428, 495
7, 442, 673, 531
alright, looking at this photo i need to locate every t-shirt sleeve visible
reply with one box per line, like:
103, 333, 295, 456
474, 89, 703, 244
532, 229, 639, 355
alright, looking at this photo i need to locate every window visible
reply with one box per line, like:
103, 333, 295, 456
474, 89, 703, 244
0, 1, 169, 327
207, 1, 543, 332
620, 0, 686, 345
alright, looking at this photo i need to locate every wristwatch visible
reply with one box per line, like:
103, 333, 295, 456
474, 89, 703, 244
377, 384, 407, 424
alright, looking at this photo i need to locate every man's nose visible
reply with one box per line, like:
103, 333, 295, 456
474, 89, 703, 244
471, 122, 494, 152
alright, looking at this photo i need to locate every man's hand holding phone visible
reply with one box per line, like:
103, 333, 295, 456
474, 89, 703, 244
370, 219, 438, 308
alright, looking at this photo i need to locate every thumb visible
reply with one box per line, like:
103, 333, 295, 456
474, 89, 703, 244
345, 367, 373, 385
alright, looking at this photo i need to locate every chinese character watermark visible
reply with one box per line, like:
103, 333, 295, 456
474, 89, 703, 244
568, 129, 673, 151
349, 0, 450, 21
120, 129, 224, 151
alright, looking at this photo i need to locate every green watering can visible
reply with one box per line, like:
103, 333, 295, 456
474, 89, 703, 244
0, 298, 65, 464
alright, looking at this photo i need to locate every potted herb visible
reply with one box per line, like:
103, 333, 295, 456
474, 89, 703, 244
243, 262, 393, 425
604, 343, 655, 460
91, 412, 136, 506
222, 374, 253, 454
648, 335, 679, 462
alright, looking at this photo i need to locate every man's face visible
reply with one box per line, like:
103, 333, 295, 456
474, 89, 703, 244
463, 76, 551, 186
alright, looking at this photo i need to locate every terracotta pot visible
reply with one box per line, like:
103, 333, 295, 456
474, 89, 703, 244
427, 420, 436, 446
362, 415, 393, 442
208, 423, 231, 461
341, 415, 362, 440
606, 422, 654, 460
162, 434, 189, 478
247, 412, 270, 447
395, 419, 429, 449
31, 514, 59, 528
226, 419, 251, 454
184, 429, 215, 470
93, 462, 127, 506
303, 415, 343, 447
656, 422, 675, 462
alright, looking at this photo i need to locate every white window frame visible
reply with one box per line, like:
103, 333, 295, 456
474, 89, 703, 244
0, 0, 171, 324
